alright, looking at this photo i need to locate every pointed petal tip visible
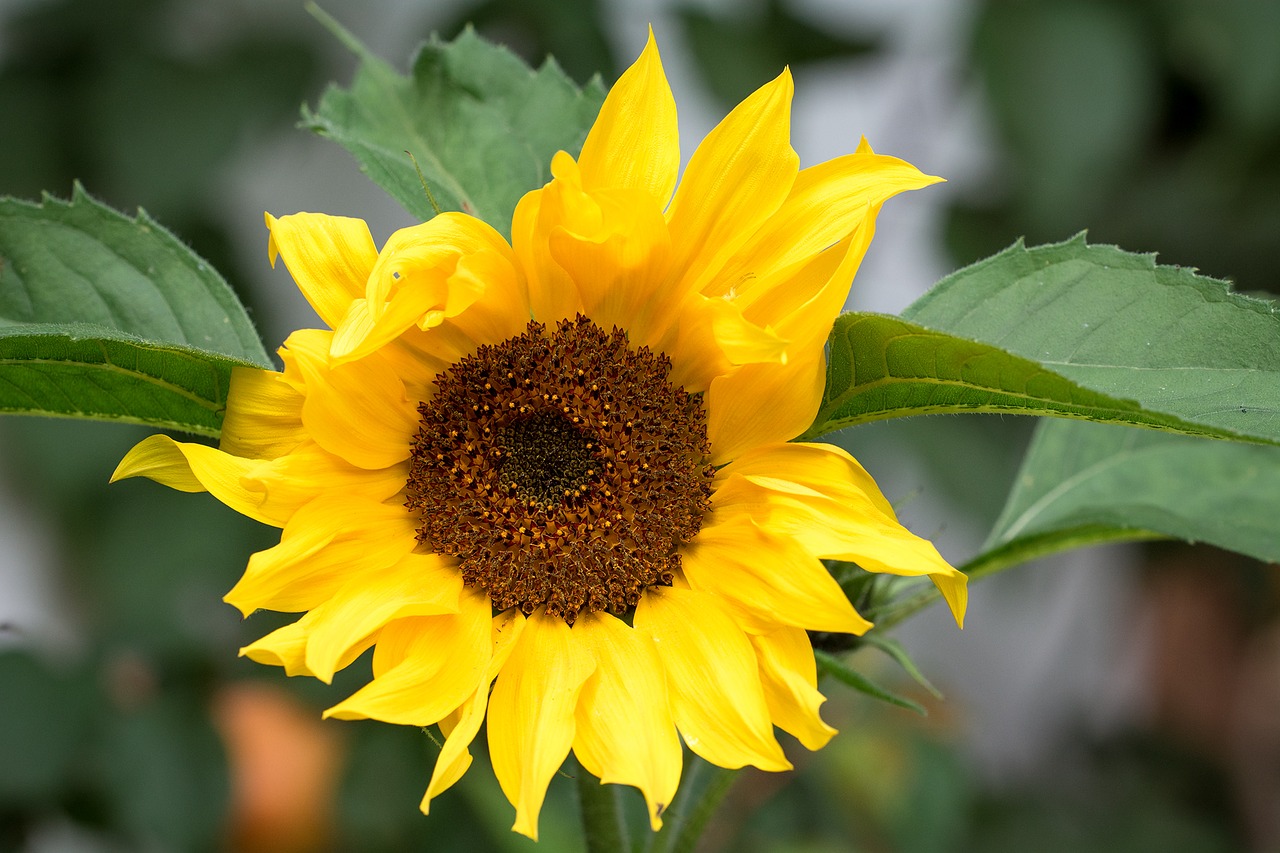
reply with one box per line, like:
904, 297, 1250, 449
511, 815, 539, 842
264, 211, 280, 268
222, 589, 255, 620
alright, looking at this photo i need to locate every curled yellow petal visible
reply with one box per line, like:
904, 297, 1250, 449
219, 366, 307, 460
331, 213, 524, 364
240, 618, 316, 677
713, 443, 967, 629
713, 148, 941, 299
682, 514, 872, 635
304, 553, 463, 683
265, 212, 376, 330
279, 331, 418, 471
223, 496, 418, 616
111, 435, 284, 526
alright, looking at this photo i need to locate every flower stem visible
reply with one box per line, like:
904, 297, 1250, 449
577, 762, 628, 853
648, 758, 739, 853
870, 526, 1161, 631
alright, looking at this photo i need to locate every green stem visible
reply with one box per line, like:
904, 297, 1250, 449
649, 758, 738, 853
577, 763, 628, 853
871, 525, 1163, 632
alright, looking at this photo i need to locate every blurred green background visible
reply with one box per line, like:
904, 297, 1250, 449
2, 0, 1278, 850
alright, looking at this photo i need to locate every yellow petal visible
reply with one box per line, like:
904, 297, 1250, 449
323, 587, 492, 725
662, 293, 789, 393
577, 29, 679, 207
751, 627, 837, 751
665, 69, 799, 296
719, 441, 897, 520
266, 212, 376, 329
737, 210, 872, 341
705, 353, 825, 465
111, 435, 284, 526
240, 618, 314, 676
571, 612, 681, 831
711, 148, 941, 299
682, 515, 871, 635
279, 331, 418, 470
245, 441, 407, 527
488, 608, 596, 841
633, 586, 791, 772
511, 180, 585, 324
547, 180, 674, 347
219, 367, 307, 460
239, 610, 379, 679
422, 609, 526, 813
330, 213, 524, 363
304, 553, 463, 683
712, 444, 967, 628
703, 217, 878, 462
223, 496, 418, 615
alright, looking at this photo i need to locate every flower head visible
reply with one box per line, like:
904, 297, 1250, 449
114, 33, 965, 839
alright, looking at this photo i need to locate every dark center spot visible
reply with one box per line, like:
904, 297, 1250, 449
497, 412, 594, 506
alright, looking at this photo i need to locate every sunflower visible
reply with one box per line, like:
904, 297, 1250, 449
113, 33, 966, 840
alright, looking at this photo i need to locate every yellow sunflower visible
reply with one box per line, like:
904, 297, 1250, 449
113, 33, 965, 840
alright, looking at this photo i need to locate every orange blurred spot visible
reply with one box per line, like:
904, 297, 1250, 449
213, 681, 344, 853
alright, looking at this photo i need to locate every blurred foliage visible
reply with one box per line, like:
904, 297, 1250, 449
949, 0, 1280, 295
1, 0, 1275, 849
434, 0, 618, 84
675, 0, 879, 106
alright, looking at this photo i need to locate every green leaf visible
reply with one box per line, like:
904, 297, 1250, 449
814, 649, 927, 716
0, 186, 271, 437
985, 418, 1280, 567
809, 235, 1280, 443
858, 635, 943, 700
302, 8, 606, 235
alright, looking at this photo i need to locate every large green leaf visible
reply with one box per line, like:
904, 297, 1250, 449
809, 235, 1280, 442
302, 10, 606, 235
874, 418, 1280, 631
984, 418, 1280, 567
0, 187, 271, 437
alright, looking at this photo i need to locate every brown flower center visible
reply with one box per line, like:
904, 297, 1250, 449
405, 315, 714, 624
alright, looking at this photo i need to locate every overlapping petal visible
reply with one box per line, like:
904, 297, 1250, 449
303, 553, 462, 683
112, 435, 284, 527
488, 609, 596, 840
421, 609, 526, 813
577, 28, 679, 207
665, 69, 798, 295
634, 586, 791, 772
712, 443, 968, 627
330, 212, 526, 364
223, 495, 418, 615
219, 366, 307, 460
266, 212, 377, 329
323, 587, 492, 724
278, 330, 420, 470
572, 612, 681, 830
751, 627, 836, 751
681, 514, 872, 635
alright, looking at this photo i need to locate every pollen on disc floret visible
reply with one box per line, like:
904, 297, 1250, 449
406, 315, 715, 624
